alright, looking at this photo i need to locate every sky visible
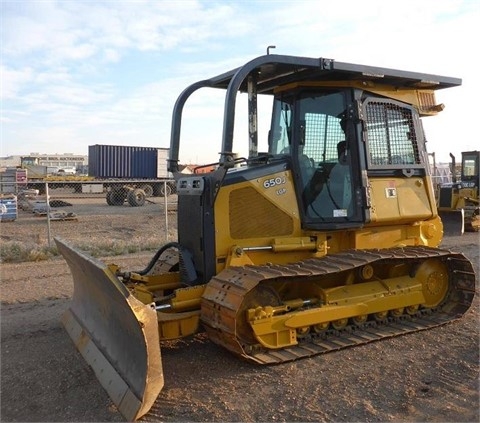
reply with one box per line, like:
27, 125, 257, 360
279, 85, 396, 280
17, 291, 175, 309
1, 0, 479, 165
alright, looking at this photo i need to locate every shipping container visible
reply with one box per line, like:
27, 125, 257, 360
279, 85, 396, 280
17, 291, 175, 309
88, 145, 170, 179
0, 194, 17, 222
0, 168, 27, 193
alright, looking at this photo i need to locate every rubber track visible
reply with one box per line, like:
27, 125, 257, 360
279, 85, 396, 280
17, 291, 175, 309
201, 246, 476, 364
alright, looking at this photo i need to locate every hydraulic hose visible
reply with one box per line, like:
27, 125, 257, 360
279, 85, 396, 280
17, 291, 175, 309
136, 242, 182, 276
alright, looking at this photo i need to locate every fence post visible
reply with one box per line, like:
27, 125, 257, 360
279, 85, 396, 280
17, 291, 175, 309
46, 182, 52, 247
163, 181, 168, 241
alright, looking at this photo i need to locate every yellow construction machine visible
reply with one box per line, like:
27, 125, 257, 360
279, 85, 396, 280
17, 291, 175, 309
55, 54, 476, 421
437, 150, 480, 234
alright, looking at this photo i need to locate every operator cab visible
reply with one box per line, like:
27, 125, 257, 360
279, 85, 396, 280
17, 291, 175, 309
169, 54, 453, 235
460, 151, 480, 190
269, 86, 424, 230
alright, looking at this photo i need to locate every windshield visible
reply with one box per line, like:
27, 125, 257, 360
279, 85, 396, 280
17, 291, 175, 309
461, 152, 479, 188
462, 154, 477, 177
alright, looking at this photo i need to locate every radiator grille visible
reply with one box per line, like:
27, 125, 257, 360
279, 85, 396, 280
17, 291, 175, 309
229, 187, 294, 239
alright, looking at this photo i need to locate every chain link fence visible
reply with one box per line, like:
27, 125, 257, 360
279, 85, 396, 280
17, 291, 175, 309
0, 181, 178, 262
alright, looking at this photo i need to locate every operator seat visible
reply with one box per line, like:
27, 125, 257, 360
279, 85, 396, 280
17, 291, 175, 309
308, 141, 352, 218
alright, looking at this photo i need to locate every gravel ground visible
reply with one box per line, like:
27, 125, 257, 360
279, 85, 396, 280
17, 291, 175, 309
0, 202, 478, 422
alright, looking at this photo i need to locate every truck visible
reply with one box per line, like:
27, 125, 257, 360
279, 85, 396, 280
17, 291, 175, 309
15, 146, 176, 202
55, 53, 476, 421
437, 150, 480, 234
89, 144, 176, 205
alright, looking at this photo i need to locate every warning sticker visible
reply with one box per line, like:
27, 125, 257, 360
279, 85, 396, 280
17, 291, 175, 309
385, 187, 397, 198
333, 209, 348, 217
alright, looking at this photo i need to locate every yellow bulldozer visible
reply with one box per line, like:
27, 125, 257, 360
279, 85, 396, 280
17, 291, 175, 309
55, 53, 476, 421
437, 150, 480, 234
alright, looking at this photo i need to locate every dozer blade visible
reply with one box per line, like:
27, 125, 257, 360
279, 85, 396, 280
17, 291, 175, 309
439, 209, 464, 236
55, 237, 163, 421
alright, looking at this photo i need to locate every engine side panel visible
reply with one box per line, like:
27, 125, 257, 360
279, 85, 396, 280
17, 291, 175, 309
368, 177, 434, 222
214, 164, 305, 272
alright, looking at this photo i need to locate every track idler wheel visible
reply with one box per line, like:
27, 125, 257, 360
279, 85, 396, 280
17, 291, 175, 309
351, 314, 368, 326
313, 323, 329, 333
296, 327, 311, 339
416, 259, 449, 308
390, 308, 404, 317
406, 304, 419, 315
331, 318, 348, 330
374, 311, 388, 321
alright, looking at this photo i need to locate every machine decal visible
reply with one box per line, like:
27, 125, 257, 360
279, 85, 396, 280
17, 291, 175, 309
263, 176, 286, 189
385, 181, 397, 198
385, 187, 397, 198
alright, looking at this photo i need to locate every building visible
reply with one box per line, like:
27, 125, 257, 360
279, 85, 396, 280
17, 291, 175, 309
0, 155, 22, 171
1, 153, 88, 171
21, 153, 88, 170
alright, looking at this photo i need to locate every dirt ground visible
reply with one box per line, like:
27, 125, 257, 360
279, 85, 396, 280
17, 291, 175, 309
1, 200, 479, 422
